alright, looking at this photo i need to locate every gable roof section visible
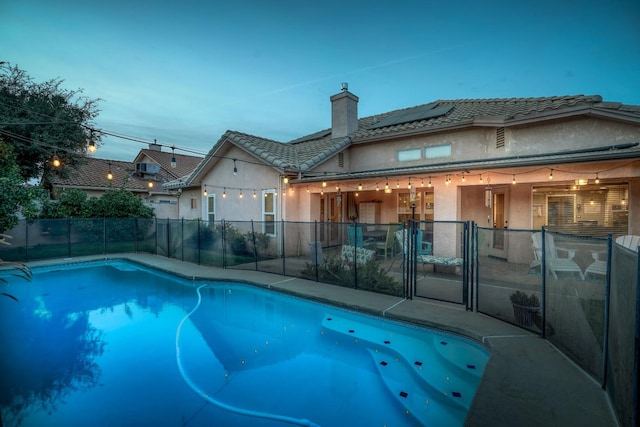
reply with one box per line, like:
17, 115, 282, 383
167, 94, 640, 189
134, 149, 203, 180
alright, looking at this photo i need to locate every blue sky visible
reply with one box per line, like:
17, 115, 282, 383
2, 0, 639, 161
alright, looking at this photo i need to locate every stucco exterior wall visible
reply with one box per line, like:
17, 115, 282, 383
200, 146, 281, 222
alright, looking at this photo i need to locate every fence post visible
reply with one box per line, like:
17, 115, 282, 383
197, 218, 201, 266
633, 247, 640, 427
314, 220, 319, 282
222, 220, 227, 269
601, 234, 613, 389
541, 227, 547, 339
154, 217, 158, 255
103, 218, 107, 254
281, 220, 286, 275
251, 220, 258, 271
67, 218, 71, 258
25, 219, 29, 262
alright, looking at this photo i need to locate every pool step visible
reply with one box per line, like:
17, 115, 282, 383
368, 348, 467, 426
321, 314, 482, 409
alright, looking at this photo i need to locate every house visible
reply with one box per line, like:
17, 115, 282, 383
165, 85, 640, 258
49, 143, 202, 218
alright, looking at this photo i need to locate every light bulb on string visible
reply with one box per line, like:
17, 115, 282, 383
203, 185, 208, 196
595, 173, 600, 184
52, 154, 61, 168
253, 190, 257, 198
222, 188, 227, 198
428, 176, 432, 187
107, 162, 113, 180
512, 175, 516, 185
549, 169, 554, 180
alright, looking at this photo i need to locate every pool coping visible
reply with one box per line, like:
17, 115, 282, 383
24, 254, 619, 427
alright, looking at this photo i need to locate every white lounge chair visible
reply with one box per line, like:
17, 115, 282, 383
530, 232, 585, 280
616, 235, 640, 252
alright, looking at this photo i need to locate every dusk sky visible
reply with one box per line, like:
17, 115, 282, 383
2, 0, 639, 161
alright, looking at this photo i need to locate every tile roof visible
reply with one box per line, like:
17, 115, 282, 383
50, 149, 203, 192
169, 94, 640, 190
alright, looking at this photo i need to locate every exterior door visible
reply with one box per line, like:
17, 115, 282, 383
488, 186, 509, 259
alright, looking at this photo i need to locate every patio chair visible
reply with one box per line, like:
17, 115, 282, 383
616, 235, 640, 252
530, 232, 585, 280
347, 225, 375, 249
375, 225, 396, 259
394, 229, 461, 273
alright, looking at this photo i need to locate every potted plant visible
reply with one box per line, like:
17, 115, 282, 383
510, 290, 541, 327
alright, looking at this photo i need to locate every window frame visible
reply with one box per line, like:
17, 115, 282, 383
262, 189, 276, 236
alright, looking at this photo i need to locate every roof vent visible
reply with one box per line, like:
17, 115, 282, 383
496, 127, 505, 149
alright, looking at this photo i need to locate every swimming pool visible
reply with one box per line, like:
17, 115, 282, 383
0, 260, 488, 426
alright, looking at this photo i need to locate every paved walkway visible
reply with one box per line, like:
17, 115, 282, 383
30, 253, 618, 427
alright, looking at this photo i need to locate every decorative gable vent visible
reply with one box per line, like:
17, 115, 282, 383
338, 152, 344, 168
496, 127, 505, 149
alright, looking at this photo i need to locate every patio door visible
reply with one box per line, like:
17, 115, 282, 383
488, 186, 509, 259
318, 194, 341, 246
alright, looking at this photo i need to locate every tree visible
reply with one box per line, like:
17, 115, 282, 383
0, 63, 101, 185
93, 189, 154, 218
0, 141, 37, 231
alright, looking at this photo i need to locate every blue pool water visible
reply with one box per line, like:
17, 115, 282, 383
0, 261, 488, 426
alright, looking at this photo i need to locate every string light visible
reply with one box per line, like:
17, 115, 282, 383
52, 154, 61, 168
512, 174, 516, 185
428, 176, 432, 187
595, 173, 600, 184
88, 130, 97, 154
148, 181, 154, 188
283, 177, 289, 184
445, 175, 450, 185
203, 185, 208, 196
306, 186, 310, 193
107, 162, 113, 180
239, 191, 243, 199
358, 182, 362, 191
253, 189, 257, 198
322, 181, 327, 187
376, 183, 379, 191
408, 180, 412, 189
170, 146, 176, 168
461, 172, 465, 182
222, 188, 227, 198
549, 169, 553, 180
396, 180, 400, 189
479, 174, 483, 183
385, 178, 389, 191
421, 178, 424, 187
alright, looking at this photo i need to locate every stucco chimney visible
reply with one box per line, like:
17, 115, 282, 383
149, 139, 162, 151
330, 83, 358, 139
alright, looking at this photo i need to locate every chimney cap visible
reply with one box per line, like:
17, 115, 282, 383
340, 82, 348, 92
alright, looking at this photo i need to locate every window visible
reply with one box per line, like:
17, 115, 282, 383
397, 148, 422, 162
397, 191, 421, 223
190, 198, 197, 210
425, 144, 451, 159
262, 189, 276, 236
532, 183, 628, 236
206, 195, 216, 222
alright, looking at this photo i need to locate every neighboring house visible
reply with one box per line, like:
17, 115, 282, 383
49, 143, 202, 218
165, 86, 640, 257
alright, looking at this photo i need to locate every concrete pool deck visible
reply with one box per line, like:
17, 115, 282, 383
29, 253, 618, 427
